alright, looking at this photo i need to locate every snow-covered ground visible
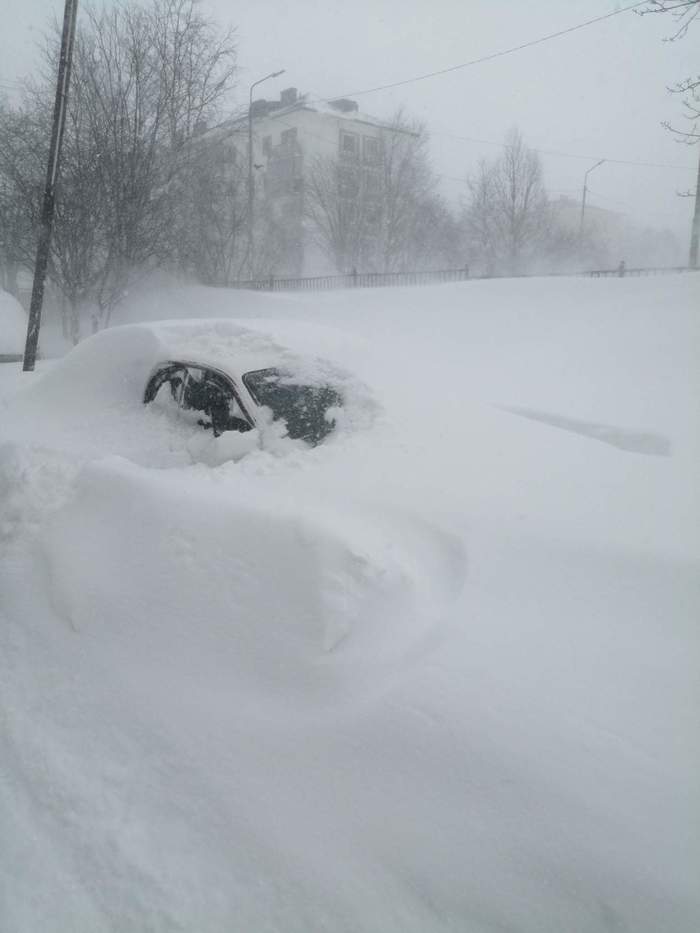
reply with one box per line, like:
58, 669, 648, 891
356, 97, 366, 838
1, 273, 698, 932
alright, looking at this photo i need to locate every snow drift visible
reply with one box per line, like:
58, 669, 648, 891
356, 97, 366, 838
2, 318, 378, 467
1, 273, 698, 932
42, 455, 465, 710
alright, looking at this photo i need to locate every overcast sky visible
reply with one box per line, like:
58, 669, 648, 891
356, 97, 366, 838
1, 1, 698, 246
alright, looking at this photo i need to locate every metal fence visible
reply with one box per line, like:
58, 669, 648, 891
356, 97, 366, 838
11, 265, 694, 310
230, 264, 695, 293
233, 267, 471, 292
583, 265, 692, 278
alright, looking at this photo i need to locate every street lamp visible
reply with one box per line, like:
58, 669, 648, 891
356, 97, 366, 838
579, 159, 605, 240
689, 147, 700, 269
248, 69, 285, 279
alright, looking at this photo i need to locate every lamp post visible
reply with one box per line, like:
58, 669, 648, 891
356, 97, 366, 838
579, 159, 605, 241
248, 69, 285, 280
689, 146, 700, 269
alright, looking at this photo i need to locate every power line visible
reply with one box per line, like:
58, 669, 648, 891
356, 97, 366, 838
310, 1, 648, 103
430, 129, 697, 171
585, 186, 692, 220
252, 115, 696, 231
246, 116, 685, 222
257, 109, 696, 176
254, 0, 692, 175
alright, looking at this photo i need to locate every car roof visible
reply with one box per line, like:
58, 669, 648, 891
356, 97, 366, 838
11, 319, 356, 419
151, 358, 274, 385
147, 321, 289, 379
145, 320, 350, 388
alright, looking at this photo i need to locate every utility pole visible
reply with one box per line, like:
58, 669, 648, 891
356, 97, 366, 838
689, 146, 700, 269
22, 0, 79, 372
247, 70, 284, 281
579, 159, 606, 241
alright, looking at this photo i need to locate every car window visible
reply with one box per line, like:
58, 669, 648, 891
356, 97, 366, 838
145, 363, 252, 436
144, 364, 187, 413
243, 367, 342, 445
181, 366, 251, 436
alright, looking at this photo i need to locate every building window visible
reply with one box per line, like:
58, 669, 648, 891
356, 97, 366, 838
281, 127, 297, 147
364, 169, 381, 194
363, 136, 380, 163
262, 135, 272, 156
338, 165, 360, 198
340, 131, 358, 158
266, 153, 304, 197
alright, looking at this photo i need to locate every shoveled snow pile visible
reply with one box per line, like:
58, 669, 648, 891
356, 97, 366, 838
0, 288, 27, 357
1, 273, 698, 932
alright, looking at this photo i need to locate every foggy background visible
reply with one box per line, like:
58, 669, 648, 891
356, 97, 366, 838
1, 0, 697, 252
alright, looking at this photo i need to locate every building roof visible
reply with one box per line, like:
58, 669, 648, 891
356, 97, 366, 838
211, 89, 417, 141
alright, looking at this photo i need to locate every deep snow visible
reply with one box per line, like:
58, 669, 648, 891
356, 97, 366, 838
1, 273, 698, 932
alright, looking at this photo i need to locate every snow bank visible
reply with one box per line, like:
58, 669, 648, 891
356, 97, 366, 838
113, 272, 700, 456
1, 273, 698, 932
42, 456, 465, 708
11, 321, 163, 410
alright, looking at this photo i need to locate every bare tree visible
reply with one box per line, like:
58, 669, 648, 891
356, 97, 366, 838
376, 113, 434, 271
73, 0, 237, 330
463, 129, 551, 276
305, 155, 375, 272
642, 1, 700, 143
642, 1, 699, 39
0, 103, 43, 297
171, 128, 249, 284
641, 1, 699, 264
407, 194, 462, 270
0, 0, 238, 339
304, 111, 457, 274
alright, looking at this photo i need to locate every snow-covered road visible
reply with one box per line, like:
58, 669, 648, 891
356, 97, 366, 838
1, 273, 698, 931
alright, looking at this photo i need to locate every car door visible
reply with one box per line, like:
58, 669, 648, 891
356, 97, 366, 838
180, 366, 253, 436
143, 363, 188, 409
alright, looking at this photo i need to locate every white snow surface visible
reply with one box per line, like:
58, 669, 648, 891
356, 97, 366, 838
1, 273, 698, 932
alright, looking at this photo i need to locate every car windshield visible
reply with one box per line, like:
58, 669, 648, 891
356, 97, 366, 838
243, 368, 342, 445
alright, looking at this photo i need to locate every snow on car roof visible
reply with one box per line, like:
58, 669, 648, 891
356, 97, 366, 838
5, 319, 377, 463
146, 318, 333, 382
11, 318, 350, 413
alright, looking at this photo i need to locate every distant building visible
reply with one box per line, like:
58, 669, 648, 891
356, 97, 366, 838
551, 195, 681, 269
214, 89, 415, 276
552, 194, 622, 235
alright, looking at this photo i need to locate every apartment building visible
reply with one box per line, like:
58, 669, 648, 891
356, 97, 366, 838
220, 88, 412, 275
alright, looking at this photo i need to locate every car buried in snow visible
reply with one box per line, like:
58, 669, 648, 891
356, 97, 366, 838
2, 320, 372, 467
143, 358, 344, 446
